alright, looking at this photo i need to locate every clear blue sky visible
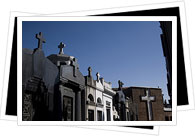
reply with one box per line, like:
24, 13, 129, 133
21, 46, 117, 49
22, 21, 170, 101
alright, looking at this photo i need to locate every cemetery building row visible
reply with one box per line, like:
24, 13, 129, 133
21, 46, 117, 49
22, 32, 172, 121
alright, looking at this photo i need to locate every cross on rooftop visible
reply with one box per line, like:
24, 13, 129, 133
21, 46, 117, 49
36, 32, 46, 49
141, 89, 155, 121
71, 57, 79, 77
58, 42, 66, 55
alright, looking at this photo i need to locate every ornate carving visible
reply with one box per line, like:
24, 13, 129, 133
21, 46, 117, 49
23, 76, 48, 121
60, 76, 69, 84
63, 96, 73, 121
79, 84, 85, 90
22, 93, 33, 121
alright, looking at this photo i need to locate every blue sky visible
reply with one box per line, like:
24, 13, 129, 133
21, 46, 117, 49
22, 21, 170, 101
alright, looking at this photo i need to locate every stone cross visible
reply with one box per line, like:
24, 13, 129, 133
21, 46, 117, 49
118, 80, 124, 90
58, 42, 66, 55
88, 67, 92, 77
70, 57, 79, 77
141, 89, 155, 121
96, 72, 100, 82
36, 32, 46, 49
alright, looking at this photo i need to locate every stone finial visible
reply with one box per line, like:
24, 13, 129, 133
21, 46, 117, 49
96, 72, 100, 82
36, 32, 46, 49
88, 67, 92, 77
100, 77, 104, 85
118, 80, 124, 90
58, 42, 66, 55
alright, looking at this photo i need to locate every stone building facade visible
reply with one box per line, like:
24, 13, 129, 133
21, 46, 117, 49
22, 33, 85, 121
85, 67, 96, 121
101, 78, 116, 121
121, 86, 172, 121
85, 67, 116, 121
125, 96, 138, 121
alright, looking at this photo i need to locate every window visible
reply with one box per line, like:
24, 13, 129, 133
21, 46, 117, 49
97, 97, 102, 104
88, 94, 94, 102
106, 108, 111, 121
106, 101, 111, 106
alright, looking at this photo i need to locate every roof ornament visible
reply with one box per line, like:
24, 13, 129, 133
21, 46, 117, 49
58, 42, 66, 55
36, 32, 46, 49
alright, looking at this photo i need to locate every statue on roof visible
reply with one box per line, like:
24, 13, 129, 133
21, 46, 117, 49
118, 80, 124, 90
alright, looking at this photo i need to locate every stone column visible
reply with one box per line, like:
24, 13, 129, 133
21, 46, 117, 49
75, 90, 81, 121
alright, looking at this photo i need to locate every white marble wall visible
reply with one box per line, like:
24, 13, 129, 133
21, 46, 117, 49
103, 93, 113, 121
96, 80, 104, 120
